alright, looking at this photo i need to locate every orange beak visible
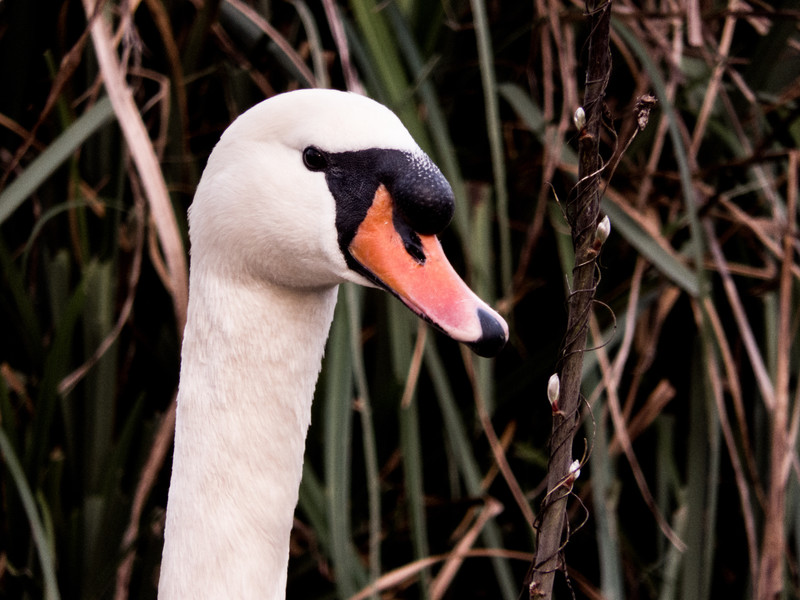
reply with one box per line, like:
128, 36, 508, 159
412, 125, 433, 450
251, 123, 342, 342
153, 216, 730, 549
348, 185, 508, 357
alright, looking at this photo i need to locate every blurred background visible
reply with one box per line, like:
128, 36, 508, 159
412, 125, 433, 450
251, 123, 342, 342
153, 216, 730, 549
1, 0, 799, 598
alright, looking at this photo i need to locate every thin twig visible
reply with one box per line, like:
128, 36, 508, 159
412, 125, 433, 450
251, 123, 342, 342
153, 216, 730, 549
757, 149, 798, 599
688, 0, 738, 158
224, 0, 318, 88
349, 542, 531, 600
697, 299, 759, 592
523, 2, 612, 597
461, 346, 537, 531
321, 0, 363, 94
430, 499, 505, 600
705, 223, 775, 409
589, 316, 686, 551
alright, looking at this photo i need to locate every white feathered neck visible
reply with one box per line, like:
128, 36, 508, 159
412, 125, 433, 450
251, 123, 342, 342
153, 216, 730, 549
158, 264, 337, 599
159, 90, 420, 599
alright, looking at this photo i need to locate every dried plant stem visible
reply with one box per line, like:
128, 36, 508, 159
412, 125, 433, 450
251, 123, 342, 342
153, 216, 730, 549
523, 2, 611, 598
756, 150, 798, 600
82, 0, 188, 330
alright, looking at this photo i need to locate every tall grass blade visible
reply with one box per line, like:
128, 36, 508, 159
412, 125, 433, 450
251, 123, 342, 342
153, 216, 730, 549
399, 392, 432, 598
324, 288, 367, 596
298, 463, 328, 549
345, 284, 381, 596
585, 371, 625, 600
0, 429, 61, 600
0, 96, 115, 225
347, 0, 430, 148
28, 260, 93, 476
386, 300, 432, 596
290, 0, 330, 88
469, 0, 511, 295
680, 343, 719, 600
82, 260, 117, 492
467, 189, 499, 415
384, 4, 469, 241
602, 201, 700, 297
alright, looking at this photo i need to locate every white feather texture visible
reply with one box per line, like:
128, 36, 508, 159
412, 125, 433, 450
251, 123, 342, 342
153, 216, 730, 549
159, 89, 424, 599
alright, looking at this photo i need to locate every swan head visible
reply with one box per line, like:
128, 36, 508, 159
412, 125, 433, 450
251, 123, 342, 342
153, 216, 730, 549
189, 89, 507, 356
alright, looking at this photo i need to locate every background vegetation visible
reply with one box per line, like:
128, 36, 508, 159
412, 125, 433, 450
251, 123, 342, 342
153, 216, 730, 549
1, 0, 799, 598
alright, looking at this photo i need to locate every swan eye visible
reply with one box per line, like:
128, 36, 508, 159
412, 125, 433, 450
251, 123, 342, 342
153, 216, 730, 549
303, 147, 328, 171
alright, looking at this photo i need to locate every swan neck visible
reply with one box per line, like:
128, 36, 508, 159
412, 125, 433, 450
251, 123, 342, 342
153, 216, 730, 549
159, 267, 338, 599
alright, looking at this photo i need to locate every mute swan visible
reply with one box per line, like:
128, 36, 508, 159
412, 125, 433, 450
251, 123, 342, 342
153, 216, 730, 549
158, 89, 508, 599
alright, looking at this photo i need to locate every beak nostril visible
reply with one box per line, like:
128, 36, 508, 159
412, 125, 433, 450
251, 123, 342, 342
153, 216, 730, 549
403, 235, 426, 264
392, 209, 426, 264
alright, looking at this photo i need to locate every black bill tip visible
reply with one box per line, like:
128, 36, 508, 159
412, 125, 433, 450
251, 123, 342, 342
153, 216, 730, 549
466, 307, 508, 358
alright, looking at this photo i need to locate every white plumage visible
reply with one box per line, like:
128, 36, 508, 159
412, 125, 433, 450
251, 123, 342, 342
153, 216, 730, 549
158, 89, 507, 599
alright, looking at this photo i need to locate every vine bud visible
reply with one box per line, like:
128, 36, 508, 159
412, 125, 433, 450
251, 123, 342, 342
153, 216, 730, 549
594, 215, 611, 246
573, 106, 586, 130
547, 373, 560, 413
